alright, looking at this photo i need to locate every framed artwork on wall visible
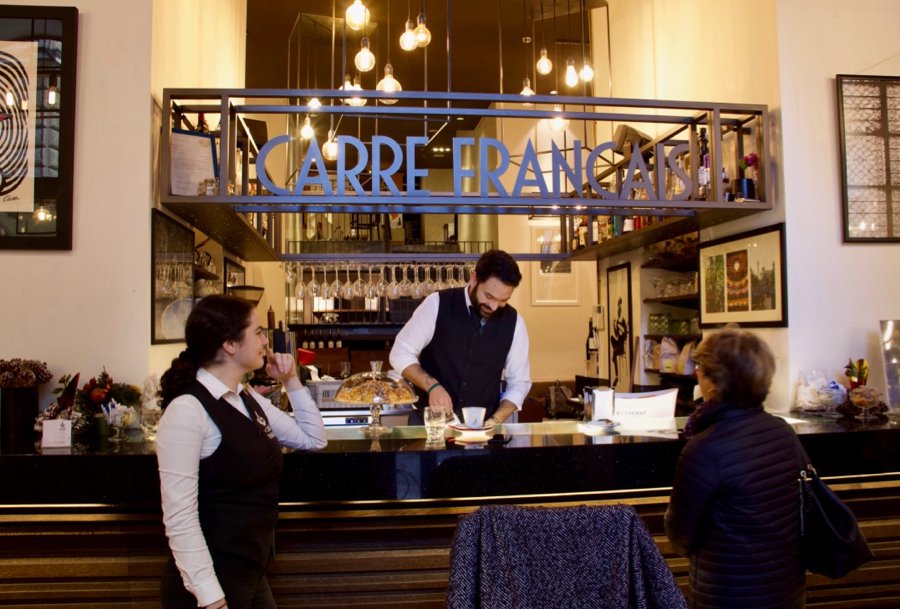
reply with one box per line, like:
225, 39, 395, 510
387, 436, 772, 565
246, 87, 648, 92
531, 224, 579, 306
836, 74, 900, 242
0, 6, 78, 250
152, 210, 194, 344
607, 263, 632, 392
698, 223, 787, 328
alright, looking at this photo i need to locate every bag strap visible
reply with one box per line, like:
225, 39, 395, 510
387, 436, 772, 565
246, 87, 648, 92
795, 438, 817, 537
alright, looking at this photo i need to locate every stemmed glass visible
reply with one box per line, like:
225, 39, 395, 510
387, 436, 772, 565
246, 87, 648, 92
352, 264, 366, 298
435, 265, 448, 291
398, 264, 413, 297
109, 408, 135, 443
295, 264, 306, 300
387, 265, 401, 299
321, 266, 333, 300
411, 264, 425, 299
365, 266, 379, 300
307, 265, 321, 299
331, 265, 344, 302
340, 264, 355, 301
422, 265, 436, 295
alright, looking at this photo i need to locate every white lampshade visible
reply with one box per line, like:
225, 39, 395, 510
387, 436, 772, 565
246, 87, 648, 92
565, 58, 578, 88
536, 47, 552, 75
579, 61, 594, 82
549, 104, 569, 133
400, 19, 417, 51
355, 36, 376, 72
300, 116, 314, 140
414, 13, 431, 47
376, 63, 402, 104
346, 0, 369, 31
323, 130, 339, 161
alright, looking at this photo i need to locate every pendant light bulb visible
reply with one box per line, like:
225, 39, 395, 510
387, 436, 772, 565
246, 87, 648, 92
579, 61, 594, 82
400, 19, 418, 51
349, 75, 367, 106
565, 58, 578, 88
48, 85, 57, 106
308, 97, 322, 111
549, 104, 569, 133
414, 13, 431, 47
376, 63, 402, 104
536, 47, 552, 75
300, 116, 315, 140
340, 74, 355, 105
354, 36, 376, 72
520, 76, 535, 106
345, 0, 369, 31
323, 130, 339, 161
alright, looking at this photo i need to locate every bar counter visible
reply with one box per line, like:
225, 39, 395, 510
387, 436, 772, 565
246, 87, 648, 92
1, 414, 899, 608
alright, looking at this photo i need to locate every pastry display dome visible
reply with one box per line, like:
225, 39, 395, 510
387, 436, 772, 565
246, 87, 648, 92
335, 361, 417, 405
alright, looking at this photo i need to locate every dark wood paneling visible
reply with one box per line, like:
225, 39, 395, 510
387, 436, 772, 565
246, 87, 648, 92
2, 486, 899, 608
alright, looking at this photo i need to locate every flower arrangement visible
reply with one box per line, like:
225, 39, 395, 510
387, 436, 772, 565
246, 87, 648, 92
0, 358, 52, 388
34, 368, 142, 436
739, 152, 759, 179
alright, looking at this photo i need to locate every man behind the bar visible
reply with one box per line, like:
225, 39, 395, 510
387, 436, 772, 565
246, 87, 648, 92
390, 249, 531, 428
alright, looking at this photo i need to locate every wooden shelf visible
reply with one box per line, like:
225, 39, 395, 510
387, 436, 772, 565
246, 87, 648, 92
162, 198, 278, 261
567, 207, 761, 262
643, 294, 699, 308
642, 254, 698, 273
193, 265, 219, 281
645, 369, 697, 380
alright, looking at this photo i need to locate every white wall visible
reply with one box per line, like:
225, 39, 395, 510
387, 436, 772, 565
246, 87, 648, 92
776, 0, 900, 407
0, 0, 154, 408
0, 0, 247, 408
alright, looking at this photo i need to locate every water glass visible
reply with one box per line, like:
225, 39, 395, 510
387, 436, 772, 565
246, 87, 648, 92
141, 406, 162, 440
424, 407, 447, 440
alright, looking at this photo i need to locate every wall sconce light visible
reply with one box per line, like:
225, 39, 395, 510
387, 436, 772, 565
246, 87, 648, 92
346, 0, 369, 31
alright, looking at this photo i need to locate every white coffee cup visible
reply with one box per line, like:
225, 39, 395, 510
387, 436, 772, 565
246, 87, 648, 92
462, 406, 486, 429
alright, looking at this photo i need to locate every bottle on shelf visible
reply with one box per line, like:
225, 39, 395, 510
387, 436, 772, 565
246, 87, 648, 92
335, 332, 343, 349
267, 305, 276, 330
577, 216, 589, 248
316, 330, 325, 349
696, 128, 709, 200
622, 216, 634, 233
585, 318, 598, 360
327, 330, 335, 349
301, 334, 310, 350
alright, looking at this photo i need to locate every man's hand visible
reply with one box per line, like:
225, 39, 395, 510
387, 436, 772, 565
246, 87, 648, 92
428, 384, 454, 417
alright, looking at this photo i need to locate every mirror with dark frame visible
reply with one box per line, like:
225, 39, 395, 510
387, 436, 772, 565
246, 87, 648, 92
0, 6, 77, 250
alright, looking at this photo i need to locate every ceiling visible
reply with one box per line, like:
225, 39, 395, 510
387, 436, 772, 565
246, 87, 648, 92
246, 0, 606, 167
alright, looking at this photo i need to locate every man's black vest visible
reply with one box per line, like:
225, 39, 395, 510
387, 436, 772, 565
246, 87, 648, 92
418, 287, 517, 418
187, 381, 284, 569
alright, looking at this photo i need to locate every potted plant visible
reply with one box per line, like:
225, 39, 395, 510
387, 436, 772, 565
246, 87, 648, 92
734, 153, 759, 200
0, 358, 53, 450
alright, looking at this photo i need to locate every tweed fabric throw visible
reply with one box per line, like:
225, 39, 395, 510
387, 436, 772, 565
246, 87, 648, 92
446, 504, 685, 609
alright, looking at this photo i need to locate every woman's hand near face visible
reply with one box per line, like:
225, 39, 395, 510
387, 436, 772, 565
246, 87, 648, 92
266, 349, 302, 391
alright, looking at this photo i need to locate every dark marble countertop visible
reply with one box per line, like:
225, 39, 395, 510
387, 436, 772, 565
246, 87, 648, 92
2, 414, 898, 509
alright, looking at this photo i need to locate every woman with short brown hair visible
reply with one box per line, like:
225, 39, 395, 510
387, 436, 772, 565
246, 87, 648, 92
666, 328, 805, 609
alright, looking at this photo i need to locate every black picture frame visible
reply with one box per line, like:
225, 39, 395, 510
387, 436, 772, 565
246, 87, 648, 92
0, 6, 77, 250
698, 222, 788, 328
151, 210, 194, 344
607, 263, 633, 392
837, 74, 900, 242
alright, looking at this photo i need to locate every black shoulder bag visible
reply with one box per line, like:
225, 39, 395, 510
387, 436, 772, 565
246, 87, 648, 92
798, 449, 875, 579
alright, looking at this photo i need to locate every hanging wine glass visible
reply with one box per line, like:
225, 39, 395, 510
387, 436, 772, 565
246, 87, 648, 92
295, 264, 306, 300
321, 265, 333, 300
435, 265, 448, 291
422, 264, 436, 295
411, 264, 425, 299
365, 265, 379, 299
375, 264, 388, 297
352, 264, 366, 298
307, 265, 320, 298
387, 265, 402, 299
340, 264, 355, 301
330, 264, 343, 301
285, 262, 297, 291
399, 263, 413, 297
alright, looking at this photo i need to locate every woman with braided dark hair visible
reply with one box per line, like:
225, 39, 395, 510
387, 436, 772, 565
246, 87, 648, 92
157, 294, 326, 609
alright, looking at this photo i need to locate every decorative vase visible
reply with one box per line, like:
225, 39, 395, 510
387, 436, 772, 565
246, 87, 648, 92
0, 386, 40, 453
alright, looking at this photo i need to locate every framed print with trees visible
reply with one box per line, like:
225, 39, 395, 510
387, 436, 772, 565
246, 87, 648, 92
699, 223, 787, 328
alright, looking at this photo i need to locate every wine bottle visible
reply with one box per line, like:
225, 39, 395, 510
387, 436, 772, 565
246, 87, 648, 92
327, 330, 335, 349
697, 128, 709, 200
335, 332, 343, 349
585, 319, 597, 360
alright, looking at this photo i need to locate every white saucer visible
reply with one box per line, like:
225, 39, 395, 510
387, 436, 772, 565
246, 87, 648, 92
449, 423, 492, 433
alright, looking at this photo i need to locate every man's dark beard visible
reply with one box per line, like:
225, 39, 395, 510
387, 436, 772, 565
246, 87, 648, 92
468, 285, 494, 319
